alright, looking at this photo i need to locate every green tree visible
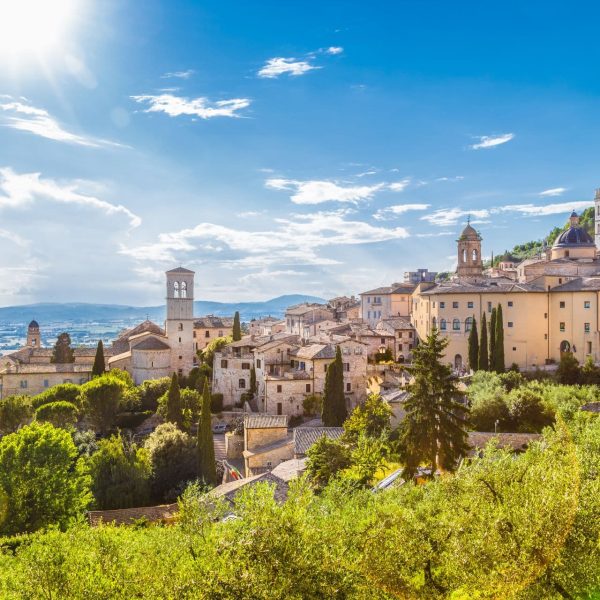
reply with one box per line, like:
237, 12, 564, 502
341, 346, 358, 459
506, 388, 554, 433
489, 307, 497, 371
0, 395, 32, 434
0, 422, 91, 535
197, 379, 217, 485
91, 340, 106, 377
79, 375, 125, 434
165, 373, 183, 428
342, 393, 392, 445
495, 303, 505, 372
302, 394, 322, 417
138, 377, 171, 412
479, 312, 489, 371
467, 314, 479, 371
398, 328, 470, 478
88, 434, 151, 510
249, 365, 257, 399
50, 332, 75, 364
305, 435, 351, 490
322, 346, 347, 426
581, 355, 600, 384
144, 423, 198, 502
32, 383, 81, 410
556, 351, 581, 385
35, 401, 78, 429
232, 311, 242, 341
201, 335, 233, 370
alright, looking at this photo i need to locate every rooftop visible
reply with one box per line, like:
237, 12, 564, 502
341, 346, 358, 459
88, 503, 178, 527
244, 414, 289, 429
166, 266, 195, 274
294, 427, 344, 456
194, 316, 234, 329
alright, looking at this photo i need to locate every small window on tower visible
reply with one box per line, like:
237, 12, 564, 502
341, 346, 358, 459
173, 281, 179, 298
180, 281, 187, 298
178, 323, 183, 331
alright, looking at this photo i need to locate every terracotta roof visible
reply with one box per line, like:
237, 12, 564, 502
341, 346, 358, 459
294, 427, 344, 456
244, 414, 288, 429
88, 503, 178, 526
285, 303, 331, 316
378, 317, 414, 330
133, 337, 171, 351
112, 320, 166, 353
194, 316, 234, 328
293, 343, 336, 360
209, 472, 290, 504
361, 286, 393, 295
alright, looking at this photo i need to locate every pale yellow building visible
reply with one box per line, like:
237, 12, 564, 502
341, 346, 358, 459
193, 316, 234, 351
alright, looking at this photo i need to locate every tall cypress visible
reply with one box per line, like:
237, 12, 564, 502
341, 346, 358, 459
197, 379, 217, 485
495, 303, 505, 373
232, 311, 241, 341
166, 373, 183, 429
467, 315, 479, 371
489, 307, 497, 372
92, 340, 106, 377
50, 332, 75, 364
479, 313, 489, 371
322, 346, 347, 426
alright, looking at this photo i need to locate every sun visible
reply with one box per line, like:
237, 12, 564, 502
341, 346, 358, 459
0, 0, 80, 60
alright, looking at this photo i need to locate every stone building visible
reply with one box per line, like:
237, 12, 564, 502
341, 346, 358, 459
193, 316, 234, 351
360, 282, 416, 327
242, 414, 292, 476
284, 303, 336, 339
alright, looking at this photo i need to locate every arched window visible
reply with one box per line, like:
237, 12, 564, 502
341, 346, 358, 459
472, 249, 478, 262
453, 318, 460, 330
432, 316, 437, 329
180, 281, 187, 298
462, 248, 467, 263
178, 323, 183, 331
440, 318, 447, 331
173, 281, 180, 298
465, 316, 473, 332
239, 379, 246, 389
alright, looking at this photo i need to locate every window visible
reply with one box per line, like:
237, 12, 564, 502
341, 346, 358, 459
467, 301, 474, 309
560, 301, 565, 308
256, 359, 261, 369
20, 380, 27, 389
408, 332, 413, 338
218, 330, 223, 337
354, 347, 363, 354
440, 301, 445, 308
324, 365, 328, 372
440, 318, 447, 331
544, 334, 548, 340
180, 281, 187, 298
367, 311, 371, 319
487, 301, 492, 313
178, 337, 182, 343
43, 379, 49, 388
472, 248, 478, 261
380, 338, 386, 345
205, 330, 210, 338
241, 362, 250, 370
585, 301, 591, 309
193, 331, 196, 338
452, 318, 460, 331
238, 379, 246, 389
587, 341, 592, 354
173, 281, 179, 298
178, 323, 183, 331
221, 359, 228, 368
560, 322, 565, 332
452, 301, 459, 308
63, 379, 72, 384
508, 301, 513, 307
432, 301, 436, 308
306, 384, 311, 393
544, 313, 548, 319
465, 317, 473, 332
432, 317, 437, 328
512, 347, 517, 351
277, 385, 282, 393
178, 355, 182, 360
508, 322, 513, 328
79, 378, 86, 384
462, 248, 467, 263
585, 323, 591, 333
346, 382, 352, 392
344, 363, 350, 372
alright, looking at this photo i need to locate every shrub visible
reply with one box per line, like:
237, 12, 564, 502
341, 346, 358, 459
138, 377, 171, 412
210, 393, 224, 413
31, 383, 80, 410
302, 394, 322, 416
79, 375, 126, 434
34, 401, 78, 429
0, 395, 32, 434
115, 411, 153, 430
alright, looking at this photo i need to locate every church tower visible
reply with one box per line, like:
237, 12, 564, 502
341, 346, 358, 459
595, 189, 600, 251
456, 219, 483, 278
26, 320, 40, 348
165, 267, 196, 376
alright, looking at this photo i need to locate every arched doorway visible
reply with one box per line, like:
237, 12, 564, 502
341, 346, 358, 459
560, 340, 571, 353
454, 354, 463, 370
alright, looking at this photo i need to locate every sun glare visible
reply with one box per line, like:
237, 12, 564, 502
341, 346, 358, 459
0, 0, 79, 60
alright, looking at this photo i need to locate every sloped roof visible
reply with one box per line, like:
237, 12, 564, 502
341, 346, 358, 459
294, 427, 344, 456
166, 266, 195, 274
293, 343, 336, 360
133, 337, 171, 351
244, 414, 288, 429
467, 432, 541, 455
209, 472, 290, 504
194, 316, 234, 328
285, 303, 331, 316
112, 320, 166, 354
88, 503, 178, 527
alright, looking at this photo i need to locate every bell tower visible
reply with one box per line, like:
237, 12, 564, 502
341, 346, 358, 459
165, 267, 196, 376
595, 189, 600, 251
456, 218, 483, 278
26, 320, 40, 348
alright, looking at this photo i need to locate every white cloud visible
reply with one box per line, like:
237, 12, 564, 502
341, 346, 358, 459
470, 133, 515, 150
498, 201, 592, 216
325, 46, 344, 55
388, 179, 411, 192
421, 207, 490, 227
0, 167, 141, 228
161, 69, 195, 79
374, 203, 430, 220
120, 209, 409, 268
237, 210, 264, 218
257, 57, 320, 78
0, 98, 126, 148
539, 187, 567, 197
130, 94, 250, 119
435, 176, 464, 182
265, 178, 384, 205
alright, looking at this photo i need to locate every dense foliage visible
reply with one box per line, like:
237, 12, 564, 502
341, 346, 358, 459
50, 332, 75, 364
91, 340, 106, 377
197, 379, 217, 485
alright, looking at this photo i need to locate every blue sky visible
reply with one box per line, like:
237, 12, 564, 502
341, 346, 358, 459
1, 0, 600, 306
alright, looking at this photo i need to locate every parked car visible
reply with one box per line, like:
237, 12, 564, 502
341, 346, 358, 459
212, 423, 229, 434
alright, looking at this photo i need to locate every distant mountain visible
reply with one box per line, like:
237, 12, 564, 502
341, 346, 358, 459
0, 294, 326, 325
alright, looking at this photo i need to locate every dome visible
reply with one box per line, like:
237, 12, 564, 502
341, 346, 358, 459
28, 319, 39, 329
553, 226, 595, 248
458, 223, 481, 241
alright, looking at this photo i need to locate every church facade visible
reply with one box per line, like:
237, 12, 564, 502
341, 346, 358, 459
411, 190, 600, 371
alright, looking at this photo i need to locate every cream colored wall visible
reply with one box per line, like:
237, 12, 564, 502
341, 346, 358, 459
390, 293, 412, 317
245, 440, 293, 476
245, 426, 288, 451
193, 326, 233, 351
0, 370, 91, 398
263, 378, 312, 416
130, 349, 172, 385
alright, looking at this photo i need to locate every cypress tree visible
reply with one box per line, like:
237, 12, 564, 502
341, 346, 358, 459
232, 311, 241, 341
479, 313, 489, 371
197, 379, 217, 485
322, 346, 347, 426
249, 366, 257, 399
495, 303, 505, 373
467, 315, 479, 371
166, 373, 183, 429
91, 340, 106, 377
50, 333, 75, 364
398, 328, 470, 479
489, 307, 497, 372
